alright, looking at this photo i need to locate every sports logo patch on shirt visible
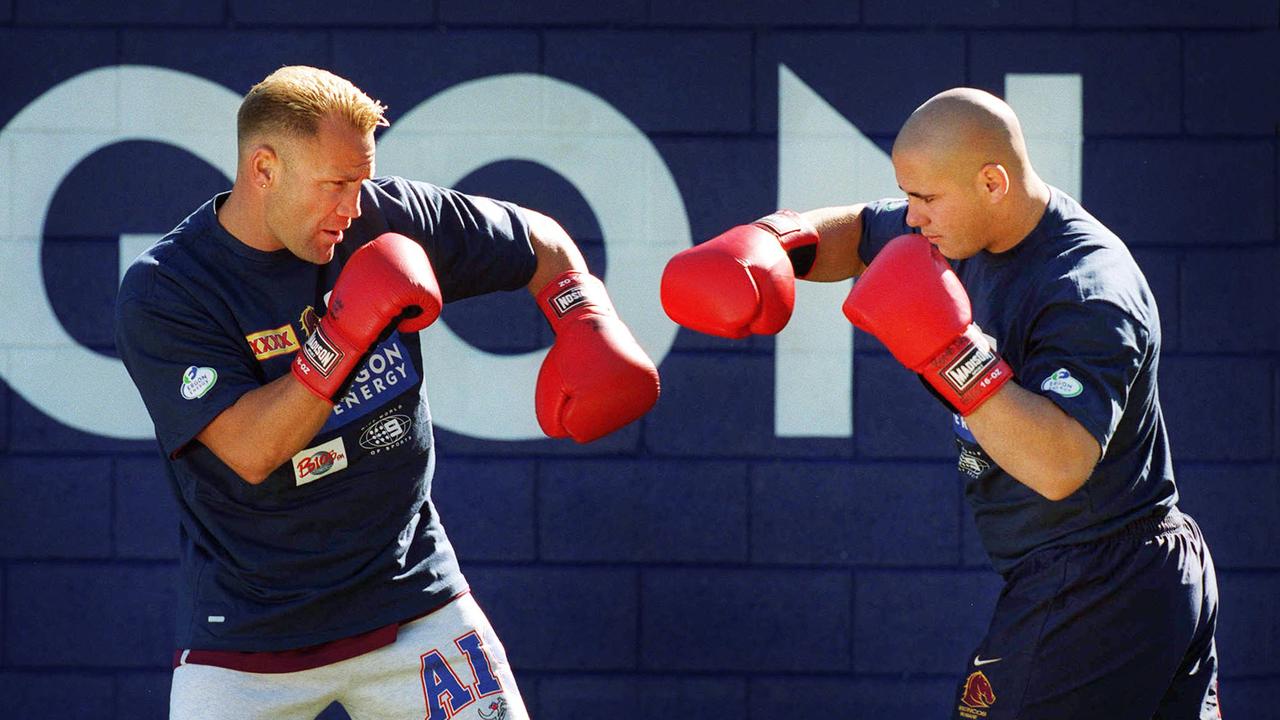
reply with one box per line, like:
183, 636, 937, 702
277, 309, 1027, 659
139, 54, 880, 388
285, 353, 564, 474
359, 406, 413, 455
958, 446, 992, 478
299, 305, 321, 338
1041, 368, 1083, 398
958, 671, 997, 718
179, 366, 217, 400
291, 436, 348, 486
245, 323, 300, 361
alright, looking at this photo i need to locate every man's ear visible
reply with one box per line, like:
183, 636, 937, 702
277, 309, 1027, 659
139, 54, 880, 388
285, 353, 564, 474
249, 143, 279, 188
978, 163, 1009, 203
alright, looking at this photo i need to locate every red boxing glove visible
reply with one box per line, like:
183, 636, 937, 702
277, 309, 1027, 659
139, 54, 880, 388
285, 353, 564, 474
660, 210, 819, 338
536, 271, 660, 443
842, 234, 1012, 416
293, 233, 442, 401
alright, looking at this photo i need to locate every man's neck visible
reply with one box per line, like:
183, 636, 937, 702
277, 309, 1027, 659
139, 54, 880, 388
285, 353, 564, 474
989, 177, 1051, 254
216, 183, 274, 252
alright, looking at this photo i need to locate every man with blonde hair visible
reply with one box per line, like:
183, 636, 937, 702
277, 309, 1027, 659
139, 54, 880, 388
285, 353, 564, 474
116, 65, 660, 719
662, 87, 1220, 718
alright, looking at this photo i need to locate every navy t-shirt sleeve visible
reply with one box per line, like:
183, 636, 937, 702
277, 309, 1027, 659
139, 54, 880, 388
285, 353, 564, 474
857, 198, 913, 268
369, 177, 537, 302
1018, 298, 1149, 455
114, 288, 262, 459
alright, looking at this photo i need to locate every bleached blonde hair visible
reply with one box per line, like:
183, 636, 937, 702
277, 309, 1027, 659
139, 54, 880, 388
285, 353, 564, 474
237, 65, 387, 152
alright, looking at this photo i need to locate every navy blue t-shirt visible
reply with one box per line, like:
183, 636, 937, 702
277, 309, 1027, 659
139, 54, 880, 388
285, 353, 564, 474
859, 187, 1177, 573
114, 176, 536, 651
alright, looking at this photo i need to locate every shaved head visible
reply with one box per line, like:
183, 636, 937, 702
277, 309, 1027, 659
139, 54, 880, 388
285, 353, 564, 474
889, 88, 1050, 259
892, 88, 1032, 180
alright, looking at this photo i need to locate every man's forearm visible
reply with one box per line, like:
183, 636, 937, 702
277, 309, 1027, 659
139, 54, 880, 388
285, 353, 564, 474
524, 209, 588, 293
965, 381, 1101, 501
800, 204, 867, 281
196, 373, 334, 484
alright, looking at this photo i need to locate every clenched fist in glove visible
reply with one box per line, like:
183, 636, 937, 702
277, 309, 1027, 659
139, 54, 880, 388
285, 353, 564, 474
293, 232, 442, 401
536, 271, 660, 443
842, 234, 1012, 416
660, 210, 819, 338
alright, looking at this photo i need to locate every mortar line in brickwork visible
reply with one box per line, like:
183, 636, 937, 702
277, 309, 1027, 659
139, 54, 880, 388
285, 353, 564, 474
536, 25, 546, 73
848, 568, 856, 671
963, 31, 971, 87
1215, 672, 1280, 682
1178, 460, 1280, 469
108, 456, 119, 557
435, 454, 961, 464
465, 560, 987, 573
1, 561, 6, 665
645, 130, 770, 141
509, 667, 966, 681
111, 669, 121, 719
1210, 566, 1280, 577
1179, 30, 1189, 135
956, 474, 967, 566
744, 463, 755, 563
633, 566, 643, 671
531, 457, 543, 561
4, 558, 176, 569
748, 27, 758, 134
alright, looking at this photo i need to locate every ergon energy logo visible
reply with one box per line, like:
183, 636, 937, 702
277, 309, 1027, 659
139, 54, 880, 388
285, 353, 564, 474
943, 345, 996, 394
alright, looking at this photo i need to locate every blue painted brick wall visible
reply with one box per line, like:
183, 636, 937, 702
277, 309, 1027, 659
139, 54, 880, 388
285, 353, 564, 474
750, 677, 959, 720
6, 564, 174, 667
853, 570, 1001, 674
539, 676, 745, 720
641, 569, 851, 672
434, 458, 537, 562
469, 567, 638, 670
0, 4, 1276, 720
863, 0, 1074, 28
230, 0, 436, 26
1076, 0, 1278, 28
969, 33, 1182, 136
0, 458, 112, 559
15, 0, 223, 26
541, 459, 748, 563
651, 0, 860, 26
1, 673, 114, 719
750, 461, 960, 565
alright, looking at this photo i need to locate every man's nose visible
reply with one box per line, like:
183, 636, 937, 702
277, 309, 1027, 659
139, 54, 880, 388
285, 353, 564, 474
338, 186, 362, 219
905, 204, 925, 229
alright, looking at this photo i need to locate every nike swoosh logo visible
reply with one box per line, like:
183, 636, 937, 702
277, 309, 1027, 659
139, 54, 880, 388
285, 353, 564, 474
974, 656, 1003, 666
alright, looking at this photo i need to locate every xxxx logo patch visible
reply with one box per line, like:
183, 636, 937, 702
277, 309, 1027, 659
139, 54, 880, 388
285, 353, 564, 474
245, 323, 300, 361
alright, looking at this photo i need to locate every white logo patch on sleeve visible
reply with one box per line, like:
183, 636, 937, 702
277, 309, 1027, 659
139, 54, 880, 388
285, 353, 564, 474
1041, 368, 1083, 398
180, 366, 217, 400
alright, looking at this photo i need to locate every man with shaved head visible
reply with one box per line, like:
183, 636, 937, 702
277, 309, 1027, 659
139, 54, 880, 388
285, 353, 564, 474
662, 88, 1220, 718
